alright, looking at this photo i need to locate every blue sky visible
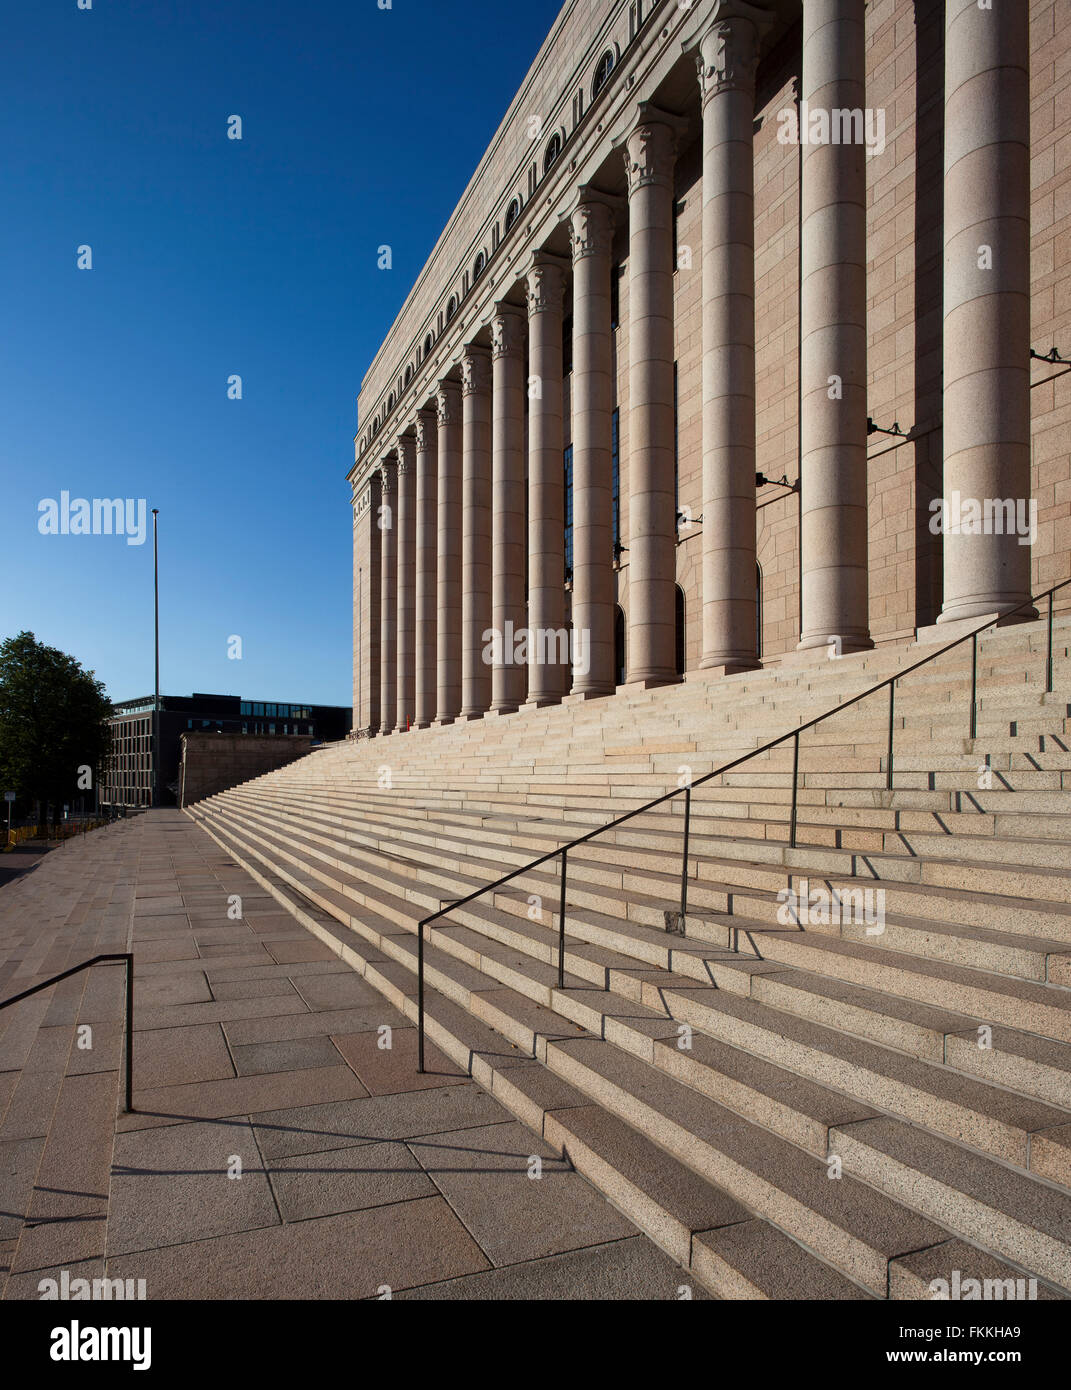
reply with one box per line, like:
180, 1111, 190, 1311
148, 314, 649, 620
0, 0, 562, 708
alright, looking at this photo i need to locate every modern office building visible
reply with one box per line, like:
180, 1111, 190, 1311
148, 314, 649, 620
101, 693, 352, 809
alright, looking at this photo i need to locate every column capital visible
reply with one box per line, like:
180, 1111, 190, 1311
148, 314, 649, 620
379, 456, 396, 495
491, 304, 527, 359
617, 104, 687, 193
695, 2, 773, 105
395, 435, 414, 471
460, 344, 492, 396
436, 381, 462, 426
526, 253, 569, 316
570, 198, 616, 262
414, 408, 437, 449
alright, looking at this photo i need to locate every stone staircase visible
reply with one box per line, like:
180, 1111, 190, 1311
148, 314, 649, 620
187, 615, 1071, 1299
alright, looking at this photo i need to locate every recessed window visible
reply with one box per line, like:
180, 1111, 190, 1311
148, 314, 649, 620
388, 391, 395, 411
505, 198, 520, 231
473, 251, 486, 281
543, 133, 562, 175
404, 363, 413, 385
446, 294, 458, 321
424, 332, 434, 358
592, 50, 615, 99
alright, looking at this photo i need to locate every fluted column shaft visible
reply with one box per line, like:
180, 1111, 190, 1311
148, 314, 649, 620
938, 0, 1034, 625
414, 410, 438, 728
491, 306, 528, 713
378, 458, 397, 735
435, 383, 463, 724
460, 346, 493, 719
359, 474, 381, 735
622, 111, 679, 685
698, 6, 768, 671
798, 0, 872, 652
526, 256, 569, 706
569, 195, 617, 696
394, 436, 416, 731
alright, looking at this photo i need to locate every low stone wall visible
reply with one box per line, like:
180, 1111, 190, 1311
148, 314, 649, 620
179, 733, 315, 807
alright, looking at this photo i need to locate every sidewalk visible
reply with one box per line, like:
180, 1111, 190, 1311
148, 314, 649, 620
0, 809, 697, 1299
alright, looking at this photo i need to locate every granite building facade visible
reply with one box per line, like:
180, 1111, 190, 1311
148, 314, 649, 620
348, 0, 1071, 735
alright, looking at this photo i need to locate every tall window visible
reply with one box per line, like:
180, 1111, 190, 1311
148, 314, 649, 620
563, 443, 574, 581
543, 133, 562, 175
505, 198, 520, 231
473, 251, 486, 281
611, 408, 621, 559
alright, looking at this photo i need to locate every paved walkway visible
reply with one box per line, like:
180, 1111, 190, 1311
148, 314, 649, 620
0, 809, 698, 1299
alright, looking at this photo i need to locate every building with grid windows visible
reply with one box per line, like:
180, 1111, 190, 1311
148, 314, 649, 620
101, 693, 352, 809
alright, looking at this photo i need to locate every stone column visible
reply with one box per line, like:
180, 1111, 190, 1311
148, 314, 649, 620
526, 254, 569, 706
620, 108, 681, 685
394, 435, 416, 731
435, 382, 463, 724
797, 0, 873, 653
569, 191, 619, 696
414, 409, 438, 728
936, 0, 1034, 627
491, 304, 528, 713
460, 345, 493, 720
378, 457, 397, 735
697, 4, 770, 672
356, 473, 381, 735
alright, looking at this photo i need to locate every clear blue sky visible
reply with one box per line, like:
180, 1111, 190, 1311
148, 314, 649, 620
0, 0, 562, 708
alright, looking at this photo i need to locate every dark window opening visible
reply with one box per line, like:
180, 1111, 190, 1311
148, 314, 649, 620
675, 585, 686, 677
614, 605, 626, 687
593, 51, 615, 100
563, 443, 574, 582
611, 408, 621, 560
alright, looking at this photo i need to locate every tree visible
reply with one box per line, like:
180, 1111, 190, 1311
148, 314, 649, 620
0, 631, 113, 830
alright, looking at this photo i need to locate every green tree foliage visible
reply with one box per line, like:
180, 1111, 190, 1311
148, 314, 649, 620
0, 631, 112, 823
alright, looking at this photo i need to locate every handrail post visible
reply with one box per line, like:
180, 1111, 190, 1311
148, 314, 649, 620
679, 785, 691, 924
417, 919, 425, 1074
557, 849, 568, 989
789, 731, 800, 849
124, 953, 134, 1113
969, 631, 978, 740
886, 681, 895, 791
1047, 589, 1054, 695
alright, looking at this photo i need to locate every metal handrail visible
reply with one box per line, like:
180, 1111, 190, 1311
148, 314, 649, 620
416, 577, 1071, 1070
0, 954, 134, 1111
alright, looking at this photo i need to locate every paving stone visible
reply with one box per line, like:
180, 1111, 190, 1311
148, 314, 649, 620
409, 1120, 635, 1266
136, 1024, 235, 1088
209, 977, 301, 1002
331, 1027, 469, 1095
398, 1234, 709, 1300
223, 1003, 405, 1046
136, 973, 212, 1008
268, 1139, 436, 1221
109, 1119, 279, 1256
128, 1063, 368, 1125
292, 973, 384, 1010
105, 1195, 490, 1298
252, 1082, 510, 1161
231, 1036, 344, 1077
